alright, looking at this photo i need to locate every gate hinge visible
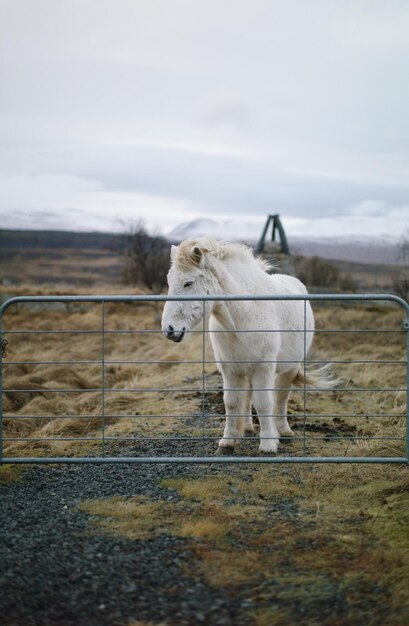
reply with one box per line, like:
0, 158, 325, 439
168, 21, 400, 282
1, 338, 8, 358
404, 320, 409, 331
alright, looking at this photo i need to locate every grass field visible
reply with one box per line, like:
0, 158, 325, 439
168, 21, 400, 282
1, 281, 408, 625
1, 285, 407, 461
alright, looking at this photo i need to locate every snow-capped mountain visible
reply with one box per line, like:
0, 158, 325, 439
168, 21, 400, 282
167, 217, 264, 243
167, 218, 401, 265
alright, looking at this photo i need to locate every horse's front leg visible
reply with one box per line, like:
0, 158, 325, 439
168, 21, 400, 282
252, 369, 280, 454
217, 372, 247, 454
243, 387, 254, 436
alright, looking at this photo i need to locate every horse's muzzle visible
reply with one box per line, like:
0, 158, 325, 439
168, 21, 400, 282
165, 325, 186, 343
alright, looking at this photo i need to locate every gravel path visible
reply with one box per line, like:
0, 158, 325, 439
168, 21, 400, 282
1, 443, 395, 626
1, 446, 269, 626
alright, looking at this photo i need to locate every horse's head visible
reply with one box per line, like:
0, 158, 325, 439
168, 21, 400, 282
162, 239, 219, 343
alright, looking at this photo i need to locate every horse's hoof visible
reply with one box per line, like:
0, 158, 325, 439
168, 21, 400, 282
244, 429, 254, 438
279, 435, 293, 444
215, 446, 235, 456
258, 444, 278, 455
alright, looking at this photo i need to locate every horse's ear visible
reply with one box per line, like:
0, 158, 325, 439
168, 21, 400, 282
170, 245, 178, 263
192, 246, 205, 267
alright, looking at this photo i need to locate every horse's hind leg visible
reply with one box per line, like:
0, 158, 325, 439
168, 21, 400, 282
252, 369, 280, 454
273, 370, 297, 436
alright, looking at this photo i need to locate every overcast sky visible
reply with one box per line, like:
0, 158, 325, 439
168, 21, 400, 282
0, 0, 408, 238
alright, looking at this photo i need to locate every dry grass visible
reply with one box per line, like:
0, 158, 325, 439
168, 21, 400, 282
2, 292, 207, 457
1, 292, 407, 461
0, 246, 124, 286
78, 496, 176, 539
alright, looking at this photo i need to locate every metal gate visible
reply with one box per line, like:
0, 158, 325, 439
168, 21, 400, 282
1, 294, 408, 464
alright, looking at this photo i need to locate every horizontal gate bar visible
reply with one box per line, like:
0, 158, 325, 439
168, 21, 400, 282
2, 412, 405, 419
1, 293, 409, 305
1, 328, 405, 334
3, 435, 405, 442
1, 456, 407, 464
3, 386, 405, 393
2, 359, 407, 365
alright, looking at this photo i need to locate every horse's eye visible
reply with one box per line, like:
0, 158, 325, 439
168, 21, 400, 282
184, 281, 193, 288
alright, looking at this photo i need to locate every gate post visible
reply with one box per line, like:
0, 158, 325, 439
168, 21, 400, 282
0, 302, 8, 463
405, 317, 409, 464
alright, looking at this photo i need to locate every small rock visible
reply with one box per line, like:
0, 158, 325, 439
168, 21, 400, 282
195, 611, 206, 622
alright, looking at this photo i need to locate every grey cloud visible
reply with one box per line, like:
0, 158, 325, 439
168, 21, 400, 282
203, 100, 253, 130
4, 143, 408, 219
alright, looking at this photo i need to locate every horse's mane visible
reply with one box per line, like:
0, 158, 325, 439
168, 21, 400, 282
175, 237, 274, 273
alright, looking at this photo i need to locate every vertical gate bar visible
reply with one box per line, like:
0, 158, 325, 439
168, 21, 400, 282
201, 299, 206, 456
101, 301, 106, 457
404, 316, 409, 465
0, 308, 3, 462
303, 299, 307, 456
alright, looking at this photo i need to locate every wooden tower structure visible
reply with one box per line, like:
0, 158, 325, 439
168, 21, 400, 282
256, 214, 290, 255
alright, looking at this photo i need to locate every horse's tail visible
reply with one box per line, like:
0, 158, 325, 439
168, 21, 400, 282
292, 363, 341, 390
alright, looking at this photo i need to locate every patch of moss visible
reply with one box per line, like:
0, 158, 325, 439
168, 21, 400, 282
78, 496, 178, 539
252, 606, 293, 626
0, 464, 23, 484
162, 476, 232, 502
78, 463, 409, 625
197, 548, 262, 586
127, 621, 168, 626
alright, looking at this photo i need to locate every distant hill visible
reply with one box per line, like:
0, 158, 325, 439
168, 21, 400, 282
0, 227, 402, 291
1, 223, 400, 266
168, 218, 400, 265
0, 229, 123, 286
0, 229, 120, 251
289, 236, 399, 265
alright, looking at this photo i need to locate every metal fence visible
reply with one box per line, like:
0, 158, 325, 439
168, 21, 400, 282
1, 293, 408, 464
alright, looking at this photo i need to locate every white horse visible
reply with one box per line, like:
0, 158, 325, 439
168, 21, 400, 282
162, 237, 325, 455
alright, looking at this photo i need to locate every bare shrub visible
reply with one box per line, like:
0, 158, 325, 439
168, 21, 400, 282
121, 221, 170, 292
297, 256, 339, 288
392, 271, 409, 302
392, 232, 409, 302
338, 273, 358, 293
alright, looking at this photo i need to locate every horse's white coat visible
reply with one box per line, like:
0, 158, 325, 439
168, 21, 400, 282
162, 237, 315, 454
